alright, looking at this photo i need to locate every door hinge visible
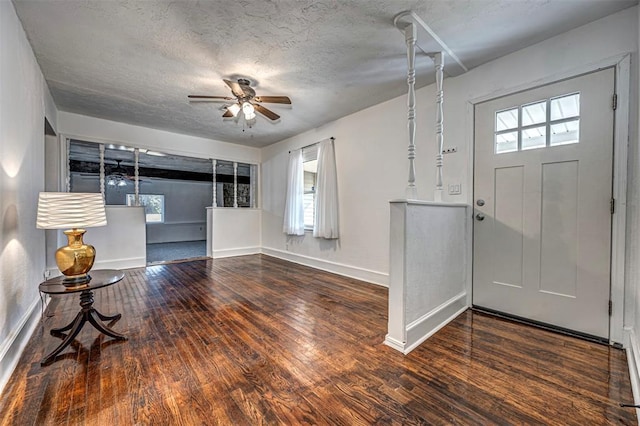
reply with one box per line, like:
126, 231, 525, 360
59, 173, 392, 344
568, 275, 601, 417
609, 300, 613, 316
612, 93, 618, 111
610, 198, 615, 214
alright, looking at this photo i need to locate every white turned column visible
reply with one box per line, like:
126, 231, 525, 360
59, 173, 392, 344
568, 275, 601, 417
212, 159, 217, 207
433, 52, 444, 202
405, 23, 418, 199
134, 148, 140, 205
233, 161, 238, 208
99, 143, 105, 196
65, 138, 71, 192
250, 164, 256, 208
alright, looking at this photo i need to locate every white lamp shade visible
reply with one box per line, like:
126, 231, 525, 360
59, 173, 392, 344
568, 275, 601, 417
36, 192, 107, 229
227, 103, 241, 117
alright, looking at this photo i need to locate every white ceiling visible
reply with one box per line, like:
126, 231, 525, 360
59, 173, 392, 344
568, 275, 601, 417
13, 0, 636, 148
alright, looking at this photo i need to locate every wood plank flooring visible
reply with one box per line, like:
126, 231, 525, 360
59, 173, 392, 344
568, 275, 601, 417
0, 254, 636, 424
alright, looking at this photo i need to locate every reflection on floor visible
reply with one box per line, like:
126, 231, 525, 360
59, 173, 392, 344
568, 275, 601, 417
146, 240, 207, 264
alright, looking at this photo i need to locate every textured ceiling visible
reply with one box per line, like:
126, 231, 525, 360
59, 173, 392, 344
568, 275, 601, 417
13, 0, 637, 147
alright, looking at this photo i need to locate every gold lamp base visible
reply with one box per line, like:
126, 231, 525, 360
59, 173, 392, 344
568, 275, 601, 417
55, 229, 96, 287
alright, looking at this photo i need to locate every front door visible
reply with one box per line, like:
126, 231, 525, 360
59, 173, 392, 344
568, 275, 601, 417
472, 68, 615, 338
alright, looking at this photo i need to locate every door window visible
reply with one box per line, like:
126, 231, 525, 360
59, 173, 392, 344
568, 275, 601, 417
494, 92, 580, 153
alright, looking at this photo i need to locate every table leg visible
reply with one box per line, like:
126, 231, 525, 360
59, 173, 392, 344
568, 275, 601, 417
88, 310, 127, 340
50, 317, 76, 334
93, 308, 122, 322
41, 289, 127, 366
41, 311, 86, 365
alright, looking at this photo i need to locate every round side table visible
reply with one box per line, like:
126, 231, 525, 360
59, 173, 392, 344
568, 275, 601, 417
39, 269, 127, 365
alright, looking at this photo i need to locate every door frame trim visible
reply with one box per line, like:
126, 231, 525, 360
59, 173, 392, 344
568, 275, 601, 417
466, 54, 631, 346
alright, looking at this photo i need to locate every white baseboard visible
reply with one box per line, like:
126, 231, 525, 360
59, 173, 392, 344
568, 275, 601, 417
0, 296, 44, 395
624, 327, 640, 420
212, 246, 261, 259
94, 256, 146, 270
384, 292, 467, 355
261, 247, 388, 287
383, 335, 405, 352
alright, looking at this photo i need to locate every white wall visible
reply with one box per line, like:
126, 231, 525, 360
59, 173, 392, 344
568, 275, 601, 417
627, 5, 640, 410
386, 202, 469, 354
207, 208, 261, 258
261, 7, 638, 287
90, 206, 146, 270
0, 1, 57, 392
262, 96, 408, 286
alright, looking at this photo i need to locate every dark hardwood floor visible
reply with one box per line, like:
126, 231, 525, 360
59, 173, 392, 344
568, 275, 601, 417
0, 255, 635, 424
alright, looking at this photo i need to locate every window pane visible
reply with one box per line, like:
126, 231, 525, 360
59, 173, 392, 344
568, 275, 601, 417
104, 146, 134, 205
550, 119, 580, 146
522, 101, 546, 126
237, 163, 252, 208
216, 160, 234, 207
495, 131, 517, 154
551, 93, 580, 120
496, 108, 518, 132
128, 194, 164, 223
303, 158, 317, 228
69, 140, 100, 193
521, 126, 546, 150
303, 192, 315, 228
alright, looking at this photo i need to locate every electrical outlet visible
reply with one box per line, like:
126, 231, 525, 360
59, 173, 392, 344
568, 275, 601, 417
443, 147, 458, 154
448, 183, 462, 195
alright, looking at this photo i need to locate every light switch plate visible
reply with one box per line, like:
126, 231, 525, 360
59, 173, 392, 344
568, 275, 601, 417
448, 183, 462, 195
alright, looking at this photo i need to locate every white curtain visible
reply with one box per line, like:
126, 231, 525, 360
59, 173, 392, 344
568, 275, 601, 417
313, 139, 339, 239
283, 149, 305, 235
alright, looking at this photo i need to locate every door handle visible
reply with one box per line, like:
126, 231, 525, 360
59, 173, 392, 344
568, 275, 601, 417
475, 213, 485, 221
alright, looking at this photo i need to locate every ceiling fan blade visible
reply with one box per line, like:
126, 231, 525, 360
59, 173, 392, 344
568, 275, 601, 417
223, 79, 244, 98
253, 96, 291, 104
254, 104, 280, 121
188, 95, 234, 100
222, 109, 234, 118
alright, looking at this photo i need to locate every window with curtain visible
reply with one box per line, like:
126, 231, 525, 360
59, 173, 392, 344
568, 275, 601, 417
302, 145, 318, 229
283, 149, 305, 235
313, 138, 339, 239
283, 139, 339, 239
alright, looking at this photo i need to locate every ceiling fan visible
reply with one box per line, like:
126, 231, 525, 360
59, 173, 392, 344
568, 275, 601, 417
106, 160, 134, 187
188, 78, 291, 124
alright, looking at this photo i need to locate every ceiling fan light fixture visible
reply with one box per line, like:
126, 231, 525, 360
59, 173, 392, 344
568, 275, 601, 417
107, 174, 127, 187
189, 78, 290, 129
227, 103, 241, 117
242, 102, 255, 117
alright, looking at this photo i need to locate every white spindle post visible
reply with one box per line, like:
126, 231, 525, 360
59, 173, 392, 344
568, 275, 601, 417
405, 23, 418, 200
134, 148, 140, 205
99, 143, 105, 197
434, 52, 444, 202
65, 138, 71, 192
250, 164, 256, 208
212, 159, 217, 207
233, 161, 238, 208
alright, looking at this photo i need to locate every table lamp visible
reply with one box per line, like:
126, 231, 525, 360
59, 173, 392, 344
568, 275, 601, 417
36, 192, 107, 286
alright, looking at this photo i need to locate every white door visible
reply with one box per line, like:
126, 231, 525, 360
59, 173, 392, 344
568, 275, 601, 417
473, 68, 615, 339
